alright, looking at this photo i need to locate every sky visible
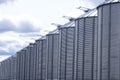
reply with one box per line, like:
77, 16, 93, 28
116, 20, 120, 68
0, 0, 105, 62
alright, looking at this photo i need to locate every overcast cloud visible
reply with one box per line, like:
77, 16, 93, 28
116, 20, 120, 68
0, 50, 9, 55
0, 0, 109, 61
90, 0, 105, 4
0, 19, 40, 33
0, 31, 41, 55
0, 0, 14, 4
79, 0, 105, 7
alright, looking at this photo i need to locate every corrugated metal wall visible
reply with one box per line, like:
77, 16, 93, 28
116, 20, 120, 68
16, 48, 27, 80
74, 16, 97, 80
59, 27, 75, 80
97, 2, 120, 80
46, 34, 59, 80
29, 43, 36, 80
34, 39, 47, 80
41, 39, 47, 80
1, 2, 120, 80
0, 56, 16, 80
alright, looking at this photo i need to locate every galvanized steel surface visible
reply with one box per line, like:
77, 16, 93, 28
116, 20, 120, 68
97, 2, 120, 80
74, 16, 98, 80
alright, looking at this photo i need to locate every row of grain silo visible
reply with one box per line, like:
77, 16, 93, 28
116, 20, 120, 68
0, 56, 16, 80
0, 1, 120, 80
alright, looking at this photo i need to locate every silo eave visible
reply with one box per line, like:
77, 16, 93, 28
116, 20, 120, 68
36, 38, 46, 42
46, 32, 59, 36
76, 16, 97, 21
59, 26, 75, 30
97, 1, 120, 9
48, 29, 59, 34
36, 36, 46, 40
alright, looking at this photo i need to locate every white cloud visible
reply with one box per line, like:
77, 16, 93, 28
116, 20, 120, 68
0, 0, 14, 5
0, 14, 44, 28
0, 19, 41, 33
0, 0, 107, 56
0, 55, 10, 62
0, 31, 40, 55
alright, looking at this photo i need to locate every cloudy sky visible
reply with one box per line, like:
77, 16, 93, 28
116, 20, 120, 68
0, 0, 105, 62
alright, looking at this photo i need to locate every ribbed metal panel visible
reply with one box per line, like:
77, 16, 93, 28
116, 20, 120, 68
29, 43, 35, 80
29, 43, 37, 80
10, 56, 17, 80
35, 40, 42, 80
0, 56, 16, 80
46, 33, 59, 80
75, 16, 97, 80
1, 61, 5, 80
33, 43, 37, 80
13, 56, 17, 80
7, 58, 11, 80
97, 2, 120, 80
1, 62, 3, 80
20, 51, 24, 80
21, 49, 26, 80
24, 47, 28, 80
59, 27, 75, 80
35, 39, 47, 80
1, 61, 3, 80
0, 62, 1, 80
25, 46, 31, 80
29, 43, 34, 80
17, 51, 22, 80
4, 60, 7, 80
20, 51, 23, 80
3, 59, 11, 80
16, 52, 20, 80
21, 45, 32, 80
42, 39, 47, 80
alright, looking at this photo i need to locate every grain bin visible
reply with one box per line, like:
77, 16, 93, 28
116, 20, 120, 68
46, 33, 59, 80
22, 44, 33, 80
21, 48, 27, 80
97, 2, 120, 80
16, 49, 25, 80
35, 39, 41, 80
58, 27, 75, 80
29, 43, 37, 80
32, 43, 37, 80
0, 62, 1, 80
35, 38, 47, 80
75, 16, 98, 80
9, 56, 17, 80
16, 52, 20, 80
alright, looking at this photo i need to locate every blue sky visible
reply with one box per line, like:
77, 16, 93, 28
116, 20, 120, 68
0, 0, 105, 61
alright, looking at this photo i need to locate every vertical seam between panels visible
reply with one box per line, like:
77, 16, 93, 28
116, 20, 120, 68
65, 28, 68, 80
41, 40, 43, 80
59, 29, 62, 80
51, 35, 54, 80
82, 18, 86, 80
96, 15, 98, 80
91, 17, 95, 80
108, 4, 111, 80
76, 19, 79, 80
72, 27, 75, 80
29, 47, 31, 80
23, 50, 26, 80
35, 44, 37, 80
100, 6, 103, 80
46, 37, 49, 80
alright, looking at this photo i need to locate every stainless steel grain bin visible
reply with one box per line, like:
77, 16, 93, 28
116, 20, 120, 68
46, 33, 59, 80
75, 16, 98, 80
97, 2, 120, 80
58, 27, 75, 80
